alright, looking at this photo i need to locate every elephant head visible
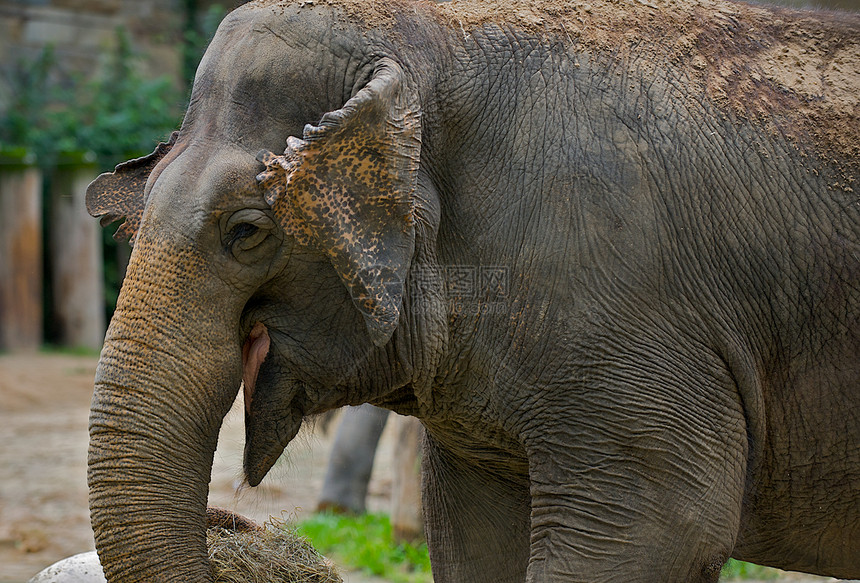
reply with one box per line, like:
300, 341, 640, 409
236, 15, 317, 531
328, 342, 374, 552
85, 3, 447, 580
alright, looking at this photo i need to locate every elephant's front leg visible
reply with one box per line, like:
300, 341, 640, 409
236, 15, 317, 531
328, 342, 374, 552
523, 375, 748, 583
422, 432, 532, 583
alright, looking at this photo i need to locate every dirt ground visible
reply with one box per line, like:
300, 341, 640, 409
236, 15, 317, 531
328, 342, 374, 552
0, 353, 844, 583
0, 353, 395, 582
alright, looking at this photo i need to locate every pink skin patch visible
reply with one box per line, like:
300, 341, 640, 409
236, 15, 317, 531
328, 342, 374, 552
242, 322, 270, 415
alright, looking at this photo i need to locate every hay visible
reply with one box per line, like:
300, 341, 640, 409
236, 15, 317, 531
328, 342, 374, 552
206, 514, 342, 583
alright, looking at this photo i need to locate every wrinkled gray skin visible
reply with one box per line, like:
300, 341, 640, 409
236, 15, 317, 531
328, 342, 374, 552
86, 0, 860, 581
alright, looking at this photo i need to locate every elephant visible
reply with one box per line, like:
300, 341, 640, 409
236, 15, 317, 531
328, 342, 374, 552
317, 404, 390, 515
84, 0, 860, 581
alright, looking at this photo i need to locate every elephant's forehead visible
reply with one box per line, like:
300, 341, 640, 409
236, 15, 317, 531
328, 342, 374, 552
190, 2, 366, 126
190, 38, 285, 134
187, 32, 338, 155
145, 144, 262, 225
195, 3, 345, 97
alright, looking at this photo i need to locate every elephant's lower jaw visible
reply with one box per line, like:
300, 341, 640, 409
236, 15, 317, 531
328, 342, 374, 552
244, 404, 303, 486
241, 322, 306, 486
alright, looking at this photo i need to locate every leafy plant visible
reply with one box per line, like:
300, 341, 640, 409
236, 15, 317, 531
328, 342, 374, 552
76, 29, 183, 164
0, 29, 186, 324
0, 30, 183, 169
0, 46, 55, 156
296, 513, 432, 583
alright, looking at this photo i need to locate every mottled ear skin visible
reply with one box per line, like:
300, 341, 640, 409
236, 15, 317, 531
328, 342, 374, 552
85, 131, 179, 245
257, 58, 421, 347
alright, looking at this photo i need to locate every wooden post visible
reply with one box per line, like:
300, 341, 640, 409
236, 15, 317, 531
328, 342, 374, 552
50, 153, 105, 350
390, 414, 424, 543
0, 152, 42, 352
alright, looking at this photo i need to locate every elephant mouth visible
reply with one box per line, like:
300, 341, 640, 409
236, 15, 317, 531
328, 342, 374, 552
242, 322, 270, 415
241, 322, 306, 486
243, 406, 303, 487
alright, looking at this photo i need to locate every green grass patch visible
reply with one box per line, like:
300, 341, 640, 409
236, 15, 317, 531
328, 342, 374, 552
39, 344, 101, 358
720, 559, 781, 580
295, 512, 432, 583
296, 515, 779, 583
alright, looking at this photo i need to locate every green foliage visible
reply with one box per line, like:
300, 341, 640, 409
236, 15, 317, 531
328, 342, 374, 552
0, 28, 188, 323
76, 30, 182, 164
720, 559, 781, 580
182, 4, 229, 87
0, 29, 182, 169
0, 46, 55, 157
295, 513, 432, 583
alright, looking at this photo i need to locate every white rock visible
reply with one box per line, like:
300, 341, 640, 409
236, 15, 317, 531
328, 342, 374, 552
28, 551, 106, 583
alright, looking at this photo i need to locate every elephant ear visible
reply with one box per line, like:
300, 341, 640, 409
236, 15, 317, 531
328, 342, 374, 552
85, 131, 179, 244
256, 58, 421, 347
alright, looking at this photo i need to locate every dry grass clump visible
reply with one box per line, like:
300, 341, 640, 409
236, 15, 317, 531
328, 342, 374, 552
207, 516, 342, 583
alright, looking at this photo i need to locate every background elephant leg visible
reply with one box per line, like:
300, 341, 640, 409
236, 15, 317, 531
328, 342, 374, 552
524, 375, 748, 583
317, 404, 389, 514
422, 432, 531, 583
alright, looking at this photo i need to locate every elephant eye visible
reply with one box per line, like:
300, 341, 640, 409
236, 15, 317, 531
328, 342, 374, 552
223, 209, 277, 256
227, 222, 270, 254
228, 223, 259, 246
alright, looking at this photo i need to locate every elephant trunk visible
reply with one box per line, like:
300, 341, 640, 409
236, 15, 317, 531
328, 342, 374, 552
87, 234, 242, 582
